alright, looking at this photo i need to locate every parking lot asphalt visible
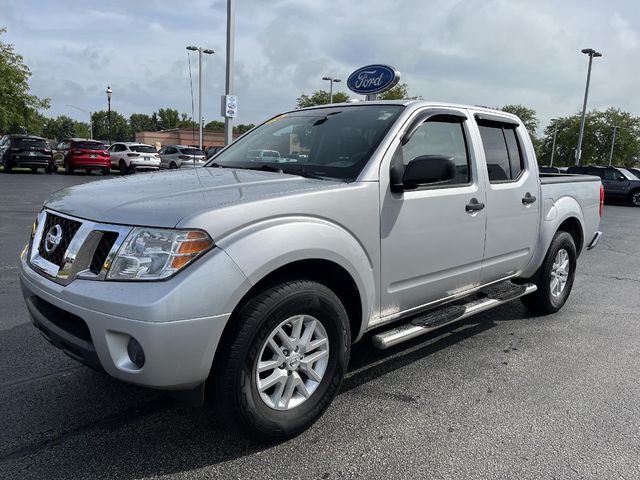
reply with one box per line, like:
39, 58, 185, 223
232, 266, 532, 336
1, 170, 639, 480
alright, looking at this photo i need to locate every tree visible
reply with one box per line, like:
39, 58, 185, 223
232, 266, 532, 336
129, 113, 156, 134
42, 115, 77, 140
500, 104, 539, 136
377, 83, 421, 100
92, 110, 131, 143
0, 28, 50, 133
537, 108, 640, 167
234, 124, 255, 134
205, 120, 225, 130
296, 90, 350, 108
155, 108, 181, 130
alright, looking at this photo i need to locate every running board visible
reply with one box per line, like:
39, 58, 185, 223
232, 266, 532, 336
372, 282, 537, 350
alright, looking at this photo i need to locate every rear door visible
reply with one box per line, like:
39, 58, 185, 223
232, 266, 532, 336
475, 114, 540, 283
602, 168, 628, 197
380, 109, 487, 316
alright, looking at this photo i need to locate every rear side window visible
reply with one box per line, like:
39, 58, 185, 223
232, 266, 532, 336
478, 123, 524, 182
180, 148, 204, 156
399, 115, 470, 186
74, 141, 106, 150
130, 145, 156, 153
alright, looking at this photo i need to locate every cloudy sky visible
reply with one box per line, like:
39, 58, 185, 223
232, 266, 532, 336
1, 0, 639, 132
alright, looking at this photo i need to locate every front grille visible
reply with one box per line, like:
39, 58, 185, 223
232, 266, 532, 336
89, 232, 118, 274
37, 213, 82, 267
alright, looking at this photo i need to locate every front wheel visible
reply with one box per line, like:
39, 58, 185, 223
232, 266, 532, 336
630, 191, 640, 207
211, 280, 351, 442
521, 231, 577, 314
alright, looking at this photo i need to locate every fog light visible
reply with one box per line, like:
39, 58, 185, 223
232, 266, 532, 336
127, 337, 145, 368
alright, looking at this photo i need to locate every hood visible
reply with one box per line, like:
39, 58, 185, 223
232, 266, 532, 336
44, 168, 343, 227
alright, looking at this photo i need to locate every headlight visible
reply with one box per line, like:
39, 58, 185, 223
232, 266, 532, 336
107, 228, 214, 280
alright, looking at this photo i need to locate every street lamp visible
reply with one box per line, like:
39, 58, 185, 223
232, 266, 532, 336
106, 85, 112, 145
66, 104, 93, 139
575, 48, 602, 166
549, 120, 558, 167
322, 76, 342, 104
187, 45, 215, 150
608, 125, 619, 166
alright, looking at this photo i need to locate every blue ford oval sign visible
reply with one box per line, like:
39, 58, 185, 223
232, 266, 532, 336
347, 64, 401, 95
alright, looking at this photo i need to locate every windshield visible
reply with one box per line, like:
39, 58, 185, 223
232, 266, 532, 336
130, 145, 157, 153
181, 148, 205, 156
205, 105, 404, 181
74, 141, 106, 150
618, 168, 639, 180
13, 137, 47, 149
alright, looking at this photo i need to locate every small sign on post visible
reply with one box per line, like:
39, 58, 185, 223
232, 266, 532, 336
221, 95, 238, 118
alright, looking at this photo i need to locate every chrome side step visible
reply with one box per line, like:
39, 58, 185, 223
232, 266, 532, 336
372, 282, 537, 350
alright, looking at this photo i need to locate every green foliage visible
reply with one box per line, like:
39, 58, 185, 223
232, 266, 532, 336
205, 120, 225, 130
129, 113, 156, 134
377, 83, 421, 100
234, 124, 255, 134
155, 108, 181, 130
0, 27, 50, 134
296, 90, 350, 108
500, 104, 539, 136
538, 108, 640, 167
91, 110, 131, 143
42, 115, 78, 141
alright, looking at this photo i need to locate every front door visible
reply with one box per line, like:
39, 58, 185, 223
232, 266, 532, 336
476, 118, 540, 284
380, 110, 487, 319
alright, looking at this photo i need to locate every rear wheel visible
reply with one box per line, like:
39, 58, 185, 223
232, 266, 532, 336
630, 190, 640, 207
3, 157, 12, 173
103, 167, 111, 176
169, 161, 178, 169
119, 160, 128, 175
211, 280, 351, 442
521, 231, 577, 314
65, 161, 74, 175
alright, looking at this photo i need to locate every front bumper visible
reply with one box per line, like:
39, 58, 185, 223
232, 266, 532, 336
19, 246, 251, 390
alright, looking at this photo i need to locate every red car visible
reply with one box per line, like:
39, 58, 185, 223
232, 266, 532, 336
54, 138, 111, 175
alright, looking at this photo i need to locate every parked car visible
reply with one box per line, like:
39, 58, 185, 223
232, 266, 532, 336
108, 142, 161, 175
158, 145, 206, 169
54, 138, 111, 175
205, 145, 224, 159
567, 165, 640, 206
539, 166, 561, 174
20, 101, 603, 442
0, 134, 55, 173
624, 167, 640, 179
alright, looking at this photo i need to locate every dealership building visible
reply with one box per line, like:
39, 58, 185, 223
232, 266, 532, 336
135, 128, 240, 149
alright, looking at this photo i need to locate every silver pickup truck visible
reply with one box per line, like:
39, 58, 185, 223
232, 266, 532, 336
20, 101, 603, 441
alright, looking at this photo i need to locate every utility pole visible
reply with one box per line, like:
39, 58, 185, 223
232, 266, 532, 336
550, 122, 558, 167
575, 48, 602, 166
608, 125, 619, 166
186, 46, 215, 150
106, 85, 112, 145
224, 0, 236, 146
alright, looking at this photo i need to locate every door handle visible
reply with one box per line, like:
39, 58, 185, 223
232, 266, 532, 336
465, 198, 485, 213
522, 192, 537, 205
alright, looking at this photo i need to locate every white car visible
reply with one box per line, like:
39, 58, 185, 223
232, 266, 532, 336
158, 145, 207, 169
108, 142, 161, 175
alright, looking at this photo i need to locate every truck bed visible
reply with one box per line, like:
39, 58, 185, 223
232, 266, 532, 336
539, 173, 601, 184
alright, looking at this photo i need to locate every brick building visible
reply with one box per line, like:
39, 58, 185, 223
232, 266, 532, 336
135, 128, 240, 150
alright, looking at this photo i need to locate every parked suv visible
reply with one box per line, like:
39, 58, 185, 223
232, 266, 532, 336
0, 135, 55, 173
54, 138, 111, 175
108, 142, 161, 175
158, 145, 206, 169
567, 165, 640, 206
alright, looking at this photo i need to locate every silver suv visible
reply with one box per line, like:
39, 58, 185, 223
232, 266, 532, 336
158, 145, 206, 169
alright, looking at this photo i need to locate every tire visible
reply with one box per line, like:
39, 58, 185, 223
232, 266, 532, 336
45, 164, 53, 174
211, 280, 351, 442
119, 160, 128, 175
65, 161, 74, 175
3, 158, 12, 173
103, 168, 111, 176
169, 161, 178, 169
630, 190, 640, 207
521, 231, 577, 315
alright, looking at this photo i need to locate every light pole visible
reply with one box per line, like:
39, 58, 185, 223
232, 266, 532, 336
224, 0, 236, 146
549, 121, 558, 167
575, 48, 602, 166
106, 85, 112, 145
608, 125, 619, 166
186, 46, 215, 150
66, 104, 93, 139
322, 76, 341, 104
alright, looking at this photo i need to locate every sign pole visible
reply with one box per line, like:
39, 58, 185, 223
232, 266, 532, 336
224, 0, 236, 146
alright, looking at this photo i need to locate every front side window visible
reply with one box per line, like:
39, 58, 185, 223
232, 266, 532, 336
206, 105, 404, 181
398, 116, 470, 186
479, 122, 525, 182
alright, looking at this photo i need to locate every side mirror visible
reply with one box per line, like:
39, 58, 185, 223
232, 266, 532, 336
393, 155, 456, 191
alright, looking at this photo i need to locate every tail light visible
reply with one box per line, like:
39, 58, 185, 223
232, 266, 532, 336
127, 153, 140, 157
178, 155, 190, 160
599, 184, 604, 217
